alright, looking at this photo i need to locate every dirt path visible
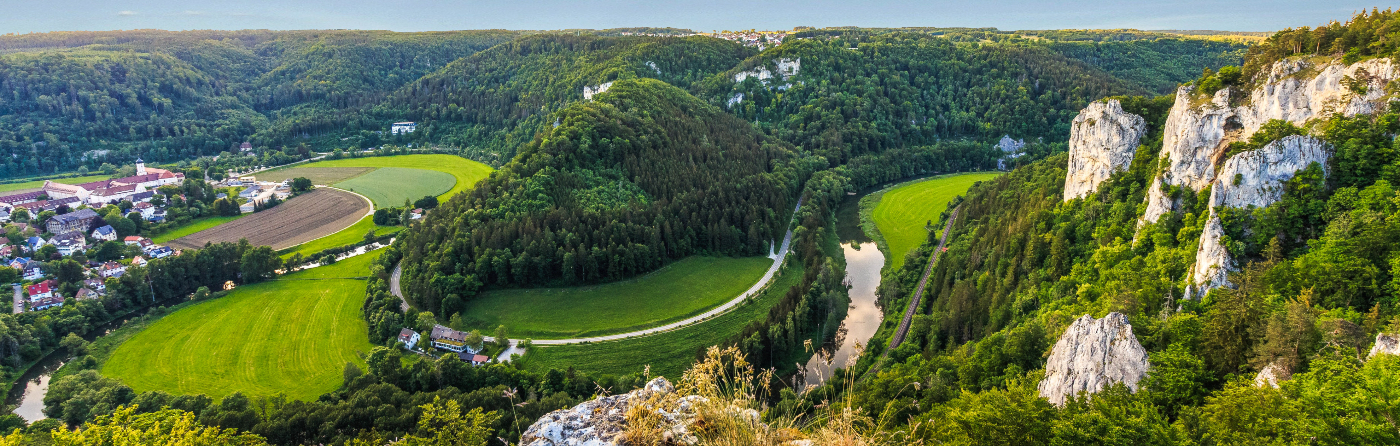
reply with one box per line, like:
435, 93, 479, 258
390, 199, 806, 346
886, 205, 960, 351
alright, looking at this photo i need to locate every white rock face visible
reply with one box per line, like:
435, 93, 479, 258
583, 81, 615, 100
1064, 100, 1147, 201
734, 58, 800, 83
1187, 135, 1329, 297
1141, 58, 1397, 224
1369, 333, 1400, 359
1038, 313, 1150, 406
1254, 362, 1290, 388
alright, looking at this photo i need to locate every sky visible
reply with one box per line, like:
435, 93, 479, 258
0, 0, 1387, 34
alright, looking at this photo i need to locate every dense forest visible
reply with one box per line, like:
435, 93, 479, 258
383, 78, 814, 317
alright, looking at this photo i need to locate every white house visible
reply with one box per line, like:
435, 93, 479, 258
398, 328, 421, 350
429, 325, 479, 354
51, 233, 85, 256
133, 202, 157, 219
91, 225, 117, 242
391, 122, 417, 135
26, 280, 54, 301
99, 261, 127, 278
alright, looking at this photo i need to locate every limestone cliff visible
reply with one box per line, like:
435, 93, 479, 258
1186, 135, 1329, 297
733, 58, 800, 84
1141, 58, 1397, 225
1369, 333, 1400, 359
1063, 100, 1146, 201
1038, 313, 1150, 406
583, 81, 615, 100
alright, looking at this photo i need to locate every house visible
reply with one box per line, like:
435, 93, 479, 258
91, 225, 117, 242
429, 325, 478, 353
239, 142, 254, 152
123, 236, 147, 246
0, 245, 14, 259
75, 288, 100, 301
129, 191, 155, 203
239, 184, 261, 199
27, 236, 48, 252
239, 202, 255, 214
391, 122, 417, 134
26, 280, 54, 301
410, 208, 424, 220
146, 246, 174, 259
215, 193, 228, 200
51, 232, 86, 256
0, 210, 9, 222
131, 256, 147, 267
133, 202, 156, 219
7, 257, 29, 270
458, 351, 490, 365
83, 278, 106, 292
397, 328, 421, 350
148, 211, 166, 223
22, 262, 43, 281
45, 208, 99, 235
99, 261, 127, 278
31, 295, 63, 311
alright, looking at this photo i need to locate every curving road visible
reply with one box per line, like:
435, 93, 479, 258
390, 199, 805, 346
887, 205, 960, 351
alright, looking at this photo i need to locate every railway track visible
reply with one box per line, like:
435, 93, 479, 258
886, 205, 960, 351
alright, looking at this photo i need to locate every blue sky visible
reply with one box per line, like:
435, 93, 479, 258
0, 1, 1386, 34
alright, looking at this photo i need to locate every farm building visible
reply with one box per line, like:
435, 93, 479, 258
397, 328, 421, 349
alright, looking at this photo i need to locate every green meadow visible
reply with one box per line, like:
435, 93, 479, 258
871, 173, 1002, 269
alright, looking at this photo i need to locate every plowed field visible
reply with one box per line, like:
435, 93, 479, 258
168, 188, 369, 250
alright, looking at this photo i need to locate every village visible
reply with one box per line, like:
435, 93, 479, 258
0, 159, 296, 314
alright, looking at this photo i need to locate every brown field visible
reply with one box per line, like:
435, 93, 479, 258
252, 167, 374, 185
167, 188, 370, 250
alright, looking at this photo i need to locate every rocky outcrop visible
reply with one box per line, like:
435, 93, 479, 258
1141, 58, 1397, 225
1186, 135, 1329, 297
583, 81, 615, 100
733, 58, 800, 83
1038, 313, 1150, 406
1369, 333, 1400, 359
523, 377, 688, 446
1254, 362, 1290, 388
1063, 100, 1146, 201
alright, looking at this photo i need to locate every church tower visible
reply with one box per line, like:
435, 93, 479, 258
135, 157, 146, 176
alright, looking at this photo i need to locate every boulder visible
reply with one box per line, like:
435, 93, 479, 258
1186, 135, 1329, 297
1253, 362, 1290, 388
1369, 333, 1400, 359
1038, 313, 1150, 406
1063, 99, 1146, 201
1140, 58, 1396, 225
522, 377, 689, 446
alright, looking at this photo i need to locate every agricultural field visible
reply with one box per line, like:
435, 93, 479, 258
101, 253, 380, 400
167, 188, 369, 250
282, 215, 404, 258
291, 154, 493, 200
254, 167, 374, 185
334, 167, 455, 207
871, 173, 1002, 270
459, 256, 772, 339
0, 174, 114, 194
523, 263, 805, 378
152, 215, 247, 243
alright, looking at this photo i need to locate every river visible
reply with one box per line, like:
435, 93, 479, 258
802, 191, 887, 387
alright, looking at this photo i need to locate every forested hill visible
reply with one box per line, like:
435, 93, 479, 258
693, 33, 1207, 166
366, 34, 756, 164
381, 78, 816, 315
0, 30, 519, 177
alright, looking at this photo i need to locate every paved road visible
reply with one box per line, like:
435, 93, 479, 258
11, 284, 22, 314
390, 199, 805, 346
390, 263, 408, 311
887, 205, 960, 351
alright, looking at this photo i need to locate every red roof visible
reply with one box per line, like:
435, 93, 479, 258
473, 355, 489, 363
125, 236, 144, 242
26, 281, 51, 295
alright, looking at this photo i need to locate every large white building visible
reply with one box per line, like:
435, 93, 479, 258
391, 122, 417, 135
21, 159, 184, 209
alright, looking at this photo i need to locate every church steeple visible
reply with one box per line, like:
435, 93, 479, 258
135, 157, 146, 175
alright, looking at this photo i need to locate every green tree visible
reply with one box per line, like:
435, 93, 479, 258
291, 177, 313, 193
494, 325, 509, 346
239, 246, 282, 283
59, 333, 88, 357
401, 397, 499, 446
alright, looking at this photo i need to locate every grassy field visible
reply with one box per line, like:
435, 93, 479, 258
277, 155, 493, 201
460, 256, 772, 339
152, 215, 248, 243
283, 215, 404, 258
102, 252, 379, 400
0, 174, 114, 194
333, 167, 456, 207
872, 173, 1001, 270
523, 263, 805, 379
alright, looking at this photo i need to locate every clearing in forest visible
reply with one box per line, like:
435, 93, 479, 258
276, 154, 493, 201
872, 173, 1002, 270
458, 256, 772, 339
101, 253, 380, 400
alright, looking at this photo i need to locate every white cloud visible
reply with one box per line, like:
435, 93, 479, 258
117, 10, 138, 16
181, 10, 205, 16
